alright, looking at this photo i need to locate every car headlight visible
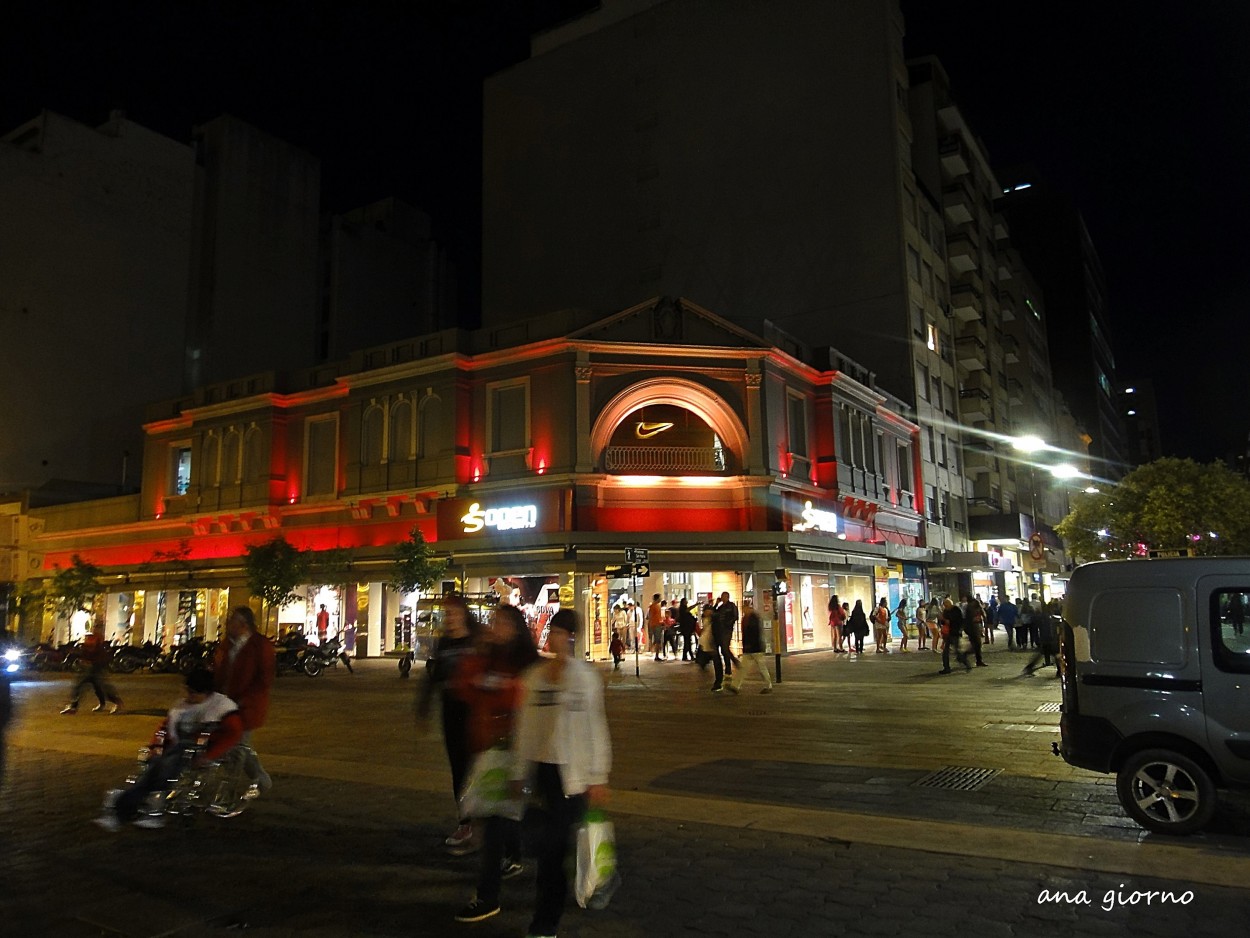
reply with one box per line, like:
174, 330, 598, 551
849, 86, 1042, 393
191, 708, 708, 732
3, 648, 19, 661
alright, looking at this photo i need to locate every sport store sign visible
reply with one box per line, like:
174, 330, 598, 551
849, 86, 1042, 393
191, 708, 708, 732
436, 489, 568, 540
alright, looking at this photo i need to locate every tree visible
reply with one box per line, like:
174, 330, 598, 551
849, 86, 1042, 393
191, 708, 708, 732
1057, 457, 1250, 563
389, 527, 447, 597
47, 555, 105, 622
243, 536, 310, 635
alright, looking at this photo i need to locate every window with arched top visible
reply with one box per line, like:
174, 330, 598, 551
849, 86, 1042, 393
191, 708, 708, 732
202, 434, 220, 487
222, 429, 242, 484
242, 428, 265, 484
604, 403, 731, 473
362, 405, 384, 467
390, 399, 413, 462
418, 395, 442, 458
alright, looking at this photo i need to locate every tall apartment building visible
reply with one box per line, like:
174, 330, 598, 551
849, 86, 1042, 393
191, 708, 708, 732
0, 110, 194, 491
481, 0, 972, 554
996, 173, 1127, 477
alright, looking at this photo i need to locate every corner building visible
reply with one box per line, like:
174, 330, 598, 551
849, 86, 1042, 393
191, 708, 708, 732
25, 300, 930, 658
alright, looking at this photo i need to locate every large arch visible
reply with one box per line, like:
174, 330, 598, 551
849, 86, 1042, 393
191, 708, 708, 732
590, 377, 749, 471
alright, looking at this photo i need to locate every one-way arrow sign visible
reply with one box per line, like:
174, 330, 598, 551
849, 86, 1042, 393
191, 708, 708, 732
633, 562, 650, 577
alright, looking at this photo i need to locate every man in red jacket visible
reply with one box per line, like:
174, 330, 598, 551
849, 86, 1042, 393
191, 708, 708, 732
213, 606, 275, 792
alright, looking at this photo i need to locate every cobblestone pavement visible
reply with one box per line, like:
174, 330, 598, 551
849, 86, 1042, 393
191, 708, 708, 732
4, 641, 1250, 936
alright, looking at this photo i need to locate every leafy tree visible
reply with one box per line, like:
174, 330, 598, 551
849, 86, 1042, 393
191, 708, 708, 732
1057, 457, 1250, 562
389, 527, 447, 597
47, 555, 105, 621
244, 536, 310, 634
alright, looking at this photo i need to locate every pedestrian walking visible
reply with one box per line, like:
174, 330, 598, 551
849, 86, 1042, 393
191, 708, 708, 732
846, 600, 869, 656
711, 591, 739, 690
418, 596, 481, 855
452, 604, 539, 924
60, 621, 123, 715
828, 594, 846, 653
727, 600, 772, 694
986, 595, 999, 644
609, 632, 624, 670
212, 606, 276, 793
508, 609, 611, 938
964, 595, 987, 667
998, 596, 1019, 650
873, 598, 890, 653
925, 597, 942, 652
677, 598, 698, 661
1022, 609, 1060, 676
939, 598, 969, 674
696, 602, 718, 679
895, 598, 912, 652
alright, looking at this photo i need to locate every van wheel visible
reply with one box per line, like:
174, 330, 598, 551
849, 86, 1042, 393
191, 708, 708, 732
1116, 748, 1216, 835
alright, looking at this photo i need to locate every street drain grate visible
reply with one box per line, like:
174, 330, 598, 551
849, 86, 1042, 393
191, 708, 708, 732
747, 709, 768, 716
914, 766, 1002, 791
1036, 702, 1063, 713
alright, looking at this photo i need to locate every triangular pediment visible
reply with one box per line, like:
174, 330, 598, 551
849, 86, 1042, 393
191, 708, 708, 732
566, 296, 770, 350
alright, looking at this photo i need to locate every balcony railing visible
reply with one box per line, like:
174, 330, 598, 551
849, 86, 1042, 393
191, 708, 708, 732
604, 446, 727, 473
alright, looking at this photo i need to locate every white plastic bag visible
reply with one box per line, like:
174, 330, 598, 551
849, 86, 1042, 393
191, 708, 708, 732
458, 747, 523, 821
575, 809, 620, 909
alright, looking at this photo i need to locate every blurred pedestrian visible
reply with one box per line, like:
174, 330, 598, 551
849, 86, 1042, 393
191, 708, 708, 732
939, 598, 968, 674
677, 598, 698, 661
213, 606, 276, 793
712, 591, 739, 691
925, 597, 942, 652
419, 596, 481, 854
846, 600, 869, 656
452, 604, 539, 924
964, 595, 987, 667
828, 594, 846, 653
728, 600, 772, 694
1022, 608, 1060, 676
61, 621, 123, 715
647, 594, 665, 661
998, 596, 1019, 650
509, 610, 611, 938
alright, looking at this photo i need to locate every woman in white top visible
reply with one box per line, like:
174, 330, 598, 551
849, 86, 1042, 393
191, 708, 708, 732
510, 609, 611, 938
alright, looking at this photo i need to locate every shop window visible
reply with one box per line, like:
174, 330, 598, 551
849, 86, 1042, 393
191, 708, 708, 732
305, 415, 338, 497
223, 430, 241, 485
361, 406, 384, 467
488, 379, 529, 454
787, 392, 808, 458
391, 399, 413, 461
169, 443, 191, 496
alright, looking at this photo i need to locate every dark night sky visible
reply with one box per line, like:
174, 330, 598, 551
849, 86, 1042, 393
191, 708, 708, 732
4, 1, 1247, 462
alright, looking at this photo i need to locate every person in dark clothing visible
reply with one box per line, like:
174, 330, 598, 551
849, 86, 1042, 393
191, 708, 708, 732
1022, 611, 1060, 676
939, 599, 969, 673
997, 597, 1019, 650
727, 600, 772, 693
1016, 598, 1034, 648
846, 600, 869, 655
419, 595, 481, 855
61, 621, 123, 715
712, 592, 739, 687
964, 595, 987, 667
677, 598, 698, 661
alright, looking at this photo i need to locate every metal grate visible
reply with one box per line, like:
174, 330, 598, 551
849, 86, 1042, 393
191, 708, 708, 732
914, 765, 1002, 791
1036, 702, 1063, 713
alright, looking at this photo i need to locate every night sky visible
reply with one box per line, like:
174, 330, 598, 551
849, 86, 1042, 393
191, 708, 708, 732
4, 1, 1246, 462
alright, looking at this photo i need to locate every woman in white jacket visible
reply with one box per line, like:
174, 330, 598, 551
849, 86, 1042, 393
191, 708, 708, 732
510, 609, 611, 938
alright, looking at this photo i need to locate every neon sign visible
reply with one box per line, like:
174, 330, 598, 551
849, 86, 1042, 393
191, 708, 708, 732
461, 502, 538, 534
792, 499, 839, 534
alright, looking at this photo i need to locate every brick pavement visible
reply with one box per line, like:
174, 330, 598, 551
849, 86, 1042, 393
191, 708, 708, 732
3, 644, 1250, 936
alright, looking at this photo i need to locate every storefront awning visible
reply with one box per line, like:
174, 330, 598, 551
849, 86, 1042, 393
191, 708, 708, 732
929, 551, 1015, 573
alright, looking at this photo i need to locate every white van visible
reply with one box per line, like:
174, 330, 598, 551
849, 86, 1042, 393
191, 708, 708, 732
1056, 557, 1250, 834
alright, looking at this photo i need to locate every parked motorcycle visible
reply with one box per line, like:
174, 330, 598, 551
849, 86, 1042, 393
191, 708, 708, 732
275, 634, 308, 677
111, 641, 165, 674
31, 639, 80, 671
299, 637, 353, 677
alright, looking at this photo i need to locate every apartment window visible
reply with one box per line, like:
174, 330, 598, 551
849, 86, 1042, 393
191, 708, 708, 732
923, 261, 934, 295
907, 246, 922, 282
489, 379, 529, 454
897, 443, 914, 499
787, 392, 808, 458
305, 415, 338, 498
926, 484, 939, 522
944, 384, 956, 416
927, 322, 940, 353
931, 375, 942, 410
912, 303, 925, 337
917, 364, 929, 402
926, 426, 936, 463
169, 443, 192, 496
938, 433, 948, 468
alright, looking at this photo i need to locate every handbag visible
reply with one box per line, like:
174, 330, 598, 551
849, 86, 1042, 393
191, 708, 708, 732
575, 808, 621, 910
458, 747, 523, 821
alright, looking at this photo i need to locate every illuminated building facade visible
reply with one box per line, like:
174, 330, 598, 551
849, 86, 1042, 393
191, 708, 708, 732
20, 299, 930, 657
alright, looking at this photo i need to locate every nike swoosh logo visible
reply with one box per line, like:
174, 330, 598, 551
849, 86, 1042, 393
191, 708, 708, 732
635, 421, 675, 439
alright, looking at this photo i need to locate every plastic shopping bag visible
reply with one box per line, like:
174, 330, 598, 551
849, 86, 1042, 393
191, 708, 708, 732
458, 747, 523, 821
574, 809, 621, 910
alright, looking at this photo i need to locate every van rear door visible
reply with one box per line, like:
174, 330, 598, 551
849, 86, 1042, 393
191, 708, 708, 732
1198, 576, 1250, 787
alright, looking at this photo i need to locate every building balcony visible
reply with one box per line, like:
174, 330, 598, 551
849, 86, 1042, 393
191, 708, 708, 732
939, 134, 970, 177
1000, 298, 1016, 322
955, 333, 987, 370
942, 182, 974, 226
959, 387, 992, 422
950, 282, 983, 322
937, 103, 962, 134
993, 214, 1009, 242
604, 445, 727, 474
1002, 333, 1020, 364
964, 449, 995, 475
1008, 376, 1025, 405
947, 233, 978, 274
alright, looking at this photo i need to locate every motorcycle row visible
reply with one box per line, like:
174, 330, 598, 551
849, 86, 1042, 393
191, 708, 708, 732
2, 634, 352, 678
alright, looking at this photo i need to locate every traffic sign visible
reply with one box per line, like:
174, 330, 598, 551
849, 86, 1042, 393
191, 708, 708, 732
1028, 532, 1045, 561
625, 548, 649, 563
604, 564, 628, 577
633, 562, 650, 577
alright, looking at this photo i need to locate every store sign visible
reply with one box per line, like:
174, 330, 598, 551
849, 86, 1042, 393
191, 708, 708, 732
792, 499, 839, 534
460, 502, 538, 534
987, 547, 1003, 568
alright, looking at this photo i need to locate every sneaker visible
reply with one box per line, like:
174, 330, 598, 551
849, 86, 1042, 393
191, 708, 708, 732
976, 662, 988, 668
93, 813, 122, 833
60, 705, 78, 715
91, 703, 107, 713
710, 685, 723, 693
454, 898, 500, 923
760, 686, 772, 694
444, 822, 473, 849
108, 701, 122, 714
938, 668, 952, 674
500, 860, 525, 880
133, 813, 166, 830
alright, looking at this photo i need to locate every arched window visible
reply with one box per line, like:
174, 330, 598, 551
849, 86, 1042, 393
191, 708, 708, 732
201, 433, 220, 487
361, 405, 384, 467
418, 394, 442, 458
242, 428, 265, 484
222, 429, 242, 484
390, 399, 413, 462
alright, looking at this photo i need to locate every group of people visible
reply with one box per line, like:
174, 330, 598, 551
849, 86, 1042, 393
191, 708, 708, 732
422, 597, 612, 936
92, 606, 275, 830
826, 592, 1062, 675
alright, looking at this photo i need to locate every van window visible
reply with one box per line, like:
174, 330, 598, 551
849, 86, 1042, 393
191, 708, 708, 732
1090, 588, 1186, 665
1210, 589, 1250, 674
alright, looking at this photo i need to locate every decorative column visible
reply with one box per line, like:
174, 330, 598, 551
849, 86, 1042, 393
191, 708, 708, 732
744, 366, 765, 473
575, 360, 594, 472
